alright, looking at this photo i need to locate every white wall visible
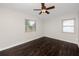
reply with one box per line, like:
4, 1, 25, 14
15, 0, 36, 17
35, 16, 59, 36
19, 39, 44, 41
43, 13, 79, 44
78, 12, 79, 46
0, 7, 42, 51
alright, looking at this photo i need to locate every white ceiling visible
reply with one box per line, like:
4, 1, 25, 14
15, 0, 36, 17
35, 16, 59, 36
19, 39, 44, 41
0, 3, 79, 19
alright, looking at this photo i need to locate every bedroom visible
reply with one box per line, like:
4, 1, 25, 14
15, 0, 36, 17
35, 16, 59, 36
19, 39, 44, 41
0, 3, 79, 56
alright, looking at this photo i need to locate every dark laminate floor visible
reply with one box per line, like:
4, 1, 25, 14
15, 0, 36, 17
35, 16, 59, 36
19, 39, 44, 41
0, 37, 78, 56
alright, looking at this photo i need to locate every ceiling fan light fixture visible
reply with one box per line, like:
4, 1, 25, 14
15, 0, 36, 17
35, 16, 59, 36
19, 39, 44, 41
41, 9, 46, 13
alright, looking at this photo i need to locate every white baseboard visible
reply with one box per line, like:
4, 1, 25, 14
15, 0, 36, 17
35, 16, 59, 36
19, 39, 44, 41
0, 36, 43, 51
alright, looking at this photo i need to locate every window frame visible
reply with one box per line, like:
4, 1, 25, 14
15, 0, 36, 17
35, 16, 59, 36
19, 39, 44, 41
25, 19, 36, 32
62, 18, 75, 33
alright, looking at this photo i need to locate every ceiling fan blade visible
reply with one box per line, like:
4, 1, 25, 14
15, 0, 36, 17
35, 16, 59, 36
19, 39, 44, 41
33, 9, 41, 11
45, 11, 50, 14
47, 6, 55, 10
39, 11, 42, 15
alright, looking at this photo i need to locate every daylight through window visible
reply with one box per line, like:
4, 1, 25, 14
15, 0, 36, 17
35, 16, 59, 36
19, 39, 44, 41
63, 19, 75, 33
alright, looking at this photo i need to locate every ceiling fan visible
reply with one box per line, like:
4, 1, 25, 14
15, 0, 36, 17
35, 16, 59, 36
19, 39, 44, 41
33, 3, 55, 15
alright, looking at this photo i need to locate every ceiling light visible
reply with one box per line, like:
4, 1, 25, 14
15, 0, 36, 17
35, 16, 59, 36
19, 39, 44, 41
41, 9, 46, 13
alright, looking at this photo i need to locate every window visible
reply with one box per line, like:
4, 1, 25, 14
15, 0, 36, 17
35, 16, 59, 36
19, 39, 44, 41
63, 19, 75, 33
25, 20, 36, 32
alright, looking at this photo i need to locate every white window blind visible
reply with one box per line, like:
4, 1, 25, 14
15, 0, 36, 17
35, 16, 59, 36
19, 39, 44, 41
63, 19, 75, 33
